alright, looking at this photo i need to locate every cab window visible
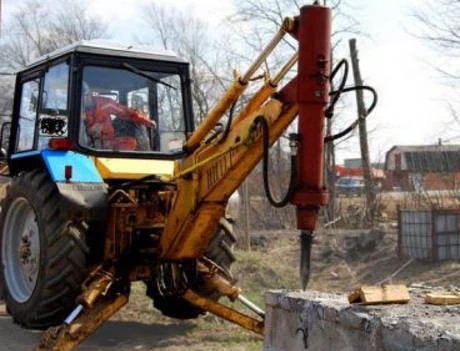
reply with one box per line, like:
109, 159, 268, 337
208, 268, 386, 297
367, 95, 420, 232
80, 65, 186, 153
38, 62, 69, 149
17, 79, 39, 152
156, 74, 185, 152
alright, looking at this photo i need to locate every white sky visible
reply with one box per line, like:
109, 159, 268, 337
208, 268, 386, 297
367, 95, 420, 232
346, 0, 457, 163
2, 0, 457, 164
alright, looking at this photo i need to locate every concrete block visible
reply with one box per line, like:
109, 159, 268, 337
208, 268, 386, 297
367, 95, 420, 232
264, 289, 460, 351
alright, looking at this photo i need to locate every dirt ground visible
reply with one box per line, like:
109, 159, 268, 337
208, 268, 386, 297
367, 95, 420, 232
1, 225, 459, 350
309, 227, 460, 291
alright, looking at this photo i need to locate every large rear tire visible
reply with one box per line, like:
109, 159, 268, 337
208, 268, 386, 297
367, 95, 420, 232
0, 170, 89, 328
147, 217, 236, 319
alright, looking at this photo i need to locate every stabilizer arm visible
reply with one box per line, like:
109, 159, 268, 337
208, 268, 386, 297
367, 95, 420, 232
34, 267, 128, 351
182, 289, 264, 335
34, 294, 128, 351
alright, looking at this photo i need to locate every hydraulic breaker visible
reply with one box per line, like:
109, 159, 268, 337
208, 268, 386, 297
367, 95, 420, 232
290, 4, 331, 231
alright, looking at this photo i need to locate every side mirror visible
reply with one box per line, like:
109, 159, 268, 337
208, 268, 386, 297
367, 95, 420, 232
0, 121, 11, 161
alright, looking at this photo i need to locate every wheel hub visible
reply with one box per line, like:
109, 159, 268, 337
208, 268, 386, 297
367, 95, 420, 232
19, 228, 39, 279
2, 197, 40, 303
19, 235, 31, 262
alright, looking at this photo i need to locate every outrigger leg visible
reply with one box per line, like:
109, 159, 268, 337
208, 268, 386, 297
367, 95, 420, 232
34, 267, 128, 351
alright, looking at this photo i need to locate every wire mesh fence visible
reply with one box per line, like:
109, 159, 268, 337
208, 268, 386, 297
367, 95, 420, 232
398, 208, 460, 261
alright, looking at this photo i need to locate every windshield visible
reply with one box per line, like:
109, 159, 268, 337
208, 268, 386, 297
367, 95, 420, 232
79, 65, 186, 153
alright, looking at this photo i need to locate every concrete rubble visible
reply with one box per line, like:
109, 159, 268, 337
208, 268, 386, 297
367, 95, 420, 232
264, 287, 460, 351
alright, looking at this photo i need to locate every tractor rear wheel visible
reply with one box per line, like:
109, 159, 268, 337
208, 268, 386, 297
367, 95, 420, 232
0, 170, 89, 328
147, 217, 236, 319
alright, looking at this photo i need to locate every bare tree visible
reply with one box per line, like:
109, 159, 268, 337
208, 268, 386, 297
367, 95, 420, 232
233, 0, 361, 45
0, 0, 108, 119
412, 0, 459, 81
139, 3, 237, 124
0, 0, 107, 70
416, 0, 460, 81
48, 0, 108, 49
0, 75, 14, 125
411, 1, 460, 144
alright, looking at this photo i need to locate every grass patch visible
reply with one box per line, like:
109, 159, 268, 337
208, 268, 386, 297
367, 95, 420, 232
114, 235, 303, 350
233, 242, 300, 305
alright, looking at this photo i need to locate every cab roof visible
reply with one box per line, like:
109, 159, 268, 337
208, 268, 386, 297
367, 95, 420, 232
27, 40, 187, 69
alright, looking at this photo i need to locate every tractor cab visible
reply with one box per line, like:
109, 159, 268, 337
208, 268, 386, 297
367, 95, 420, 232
7, 40, 194, 177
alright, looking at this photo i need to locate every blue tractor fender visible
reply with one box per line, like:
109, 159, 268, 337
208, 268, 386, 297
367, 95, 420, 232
10, 149, 103, 183
9, 150, 107, 220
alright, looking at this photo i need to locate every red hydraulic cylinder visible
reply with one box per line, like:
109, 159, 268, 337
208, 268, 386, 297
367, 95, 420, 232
291, 5, 331, 230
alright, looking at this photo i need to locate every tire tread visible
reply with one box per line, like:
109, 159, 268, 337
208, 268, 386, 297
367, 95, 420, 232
0, 171, 89, 328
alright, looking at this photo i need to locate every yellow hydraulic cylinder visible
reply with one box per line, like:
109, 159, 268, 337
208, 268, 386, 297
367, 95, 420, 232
184, 77, 246, 152
184, 17, 295, 152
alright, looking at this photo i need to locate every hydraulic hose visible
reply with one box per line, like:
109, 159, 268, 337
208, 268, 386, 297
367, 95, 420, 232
325, 58, 349, 119
253, 115, 298, 208
324, 85, 378, 142
217, 100, 237, 145
323, 57, 378, 143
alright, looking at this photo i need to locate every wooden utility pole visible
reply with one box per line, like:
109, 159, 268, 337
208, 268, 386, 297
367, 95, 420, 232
349, 38, 376, 224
